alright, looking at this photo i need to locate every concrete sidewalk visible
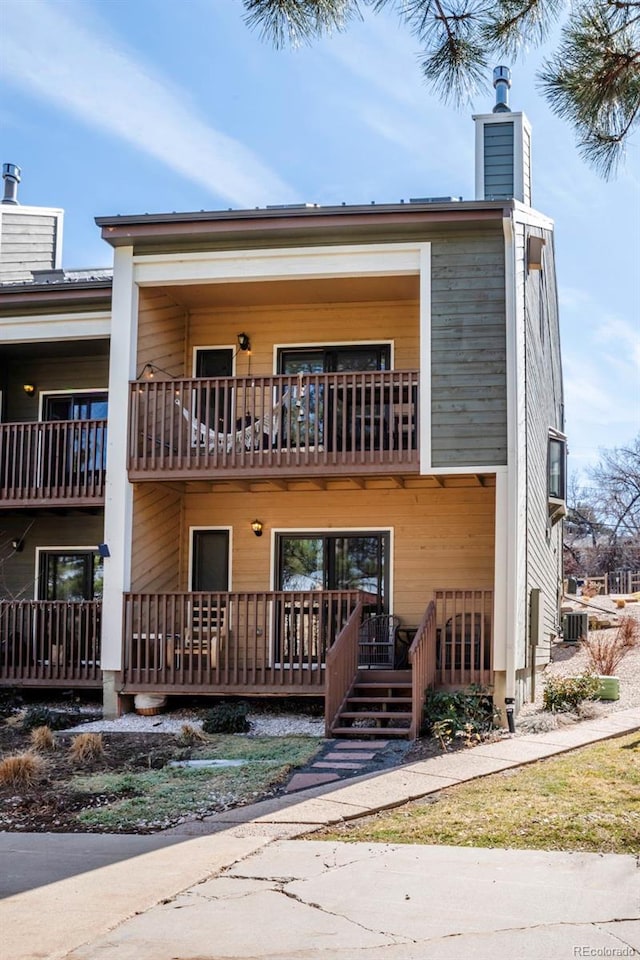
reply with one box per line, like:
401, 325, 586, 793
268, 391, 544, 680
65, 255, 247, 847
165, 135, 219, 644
2, 707, 639, 960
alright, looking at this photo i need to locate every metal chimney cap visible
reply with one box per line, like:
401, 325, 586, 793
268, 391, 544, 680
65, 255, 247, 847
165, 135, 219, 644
3, 163, 21, 182
493, 66, 511, 88
2, 163, 21, 204
492, 65, 512, 113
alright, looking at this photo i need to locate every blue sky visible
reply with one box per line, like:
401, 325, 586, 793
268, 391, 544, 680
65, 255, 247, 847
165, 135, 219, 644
1, 0, 639, 476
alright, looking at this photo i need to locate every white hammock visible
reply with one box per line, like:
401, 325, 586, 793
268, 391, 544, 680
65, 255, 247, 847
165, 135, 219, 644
176, 389, 291, 453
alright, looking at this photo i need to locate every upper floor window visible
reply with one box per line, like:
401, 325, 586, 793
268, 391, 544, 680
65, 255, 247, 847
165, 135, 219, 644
278, 344, 390, 374
548, 430, 567, 524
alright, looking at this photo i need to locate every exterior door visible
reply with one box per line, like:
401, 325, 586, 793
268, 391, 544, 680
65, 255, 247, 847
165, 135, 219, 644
191, 530, 230, 591
42, 392, 108, 484
195, 349, 234, 433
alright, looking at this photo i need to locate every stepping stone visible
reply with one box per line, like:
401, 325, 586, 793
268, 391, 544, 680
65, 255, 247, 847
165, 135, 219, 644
333, 740, 389, 749
285, 772, 340, 793
323, 751, 376, 761
313, 761, 366, 770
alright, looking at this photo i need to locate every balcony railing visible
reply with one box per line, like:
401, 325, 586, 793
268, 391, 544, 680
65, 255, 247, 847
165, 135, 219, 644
129, 372, 419, 479
0, 420, 107, 506
434, 589, 493, 687
0, 600, 102, 687
123, 590, 373, 694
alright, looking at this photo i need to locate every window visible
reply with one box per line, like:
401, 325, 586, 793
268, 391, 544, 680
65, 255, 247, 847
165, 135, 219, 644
38, 551, 103, 601
548, 431, 567, 524
43, 392, 108, 421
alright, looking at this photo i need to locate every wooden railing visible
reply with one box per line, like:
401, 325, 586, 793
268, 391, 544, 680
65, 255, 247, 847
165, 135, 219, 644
434, 589, 493, 687
324, 600, 364, 737
0, 420, 107, 506
123, 590, 368, 694
0, 600, 102, 687
408, 600, 437, 739
129, 371, 419, 479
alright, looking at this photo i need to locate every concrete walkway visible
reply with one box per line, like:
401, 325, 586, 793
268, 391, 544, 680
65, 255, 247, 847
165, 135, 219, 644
2, 707, 639, 960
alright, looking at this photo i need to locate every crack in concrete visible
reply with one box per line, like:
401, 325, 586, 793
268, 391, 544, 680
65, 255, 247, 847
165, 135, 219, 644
408, 915, 640, 947
593, 918, 640, 952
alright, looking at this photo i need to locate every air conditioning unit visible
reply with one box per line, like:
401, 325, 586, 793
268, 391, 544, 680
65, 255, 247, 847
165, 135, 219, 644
561, 612, 588, 643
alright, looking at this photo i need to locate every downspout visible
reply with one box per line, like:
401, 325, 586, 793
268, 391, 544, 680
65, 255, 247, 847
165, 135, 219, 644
503, 211, 519, 728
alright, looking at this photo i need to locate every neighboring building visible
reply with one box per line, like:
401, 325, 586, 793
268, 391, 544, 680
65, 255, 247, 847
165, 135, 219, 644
0, 74, 565, 735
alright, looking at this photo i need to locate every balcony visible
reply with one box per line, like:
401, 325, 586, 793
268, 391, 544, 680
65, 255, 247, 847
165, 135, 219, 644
0, 600, 102, 687
0, 420, 107, 508
128, 372, 419, 480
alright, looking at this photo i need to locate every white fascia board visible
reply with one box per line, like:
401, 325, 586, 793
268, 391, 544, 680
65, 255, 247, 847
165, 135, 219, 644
0, 311, 110, 344
513, 203, 554, 231
132, 242, 424, 286
419, 245, 432, 473
0, 204, 64, 217
426, 465, 507, 476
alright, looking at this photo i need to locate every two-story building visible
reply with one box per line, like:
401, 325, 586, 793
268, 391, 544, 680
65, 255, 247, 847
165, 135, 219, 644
0, 78, 565, 736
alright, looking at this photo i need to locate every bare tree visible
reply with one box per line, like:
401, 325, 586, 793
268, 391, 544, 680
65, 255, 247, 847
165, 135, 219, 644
243, 0, 640, 177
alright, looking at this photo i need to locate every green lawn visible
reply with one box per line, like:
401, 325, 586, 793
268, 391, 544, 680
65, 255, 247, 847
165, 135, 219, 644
317, 732, 640, 855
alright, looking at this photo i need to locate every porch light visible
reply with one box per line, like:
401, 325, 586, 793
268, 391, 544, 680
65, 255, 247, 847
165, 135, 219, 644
237, 332, 251, 352
251, 520, 263, 537
136, 362, 176, 381
23, 384, 35, 396
11, 539, 24, 552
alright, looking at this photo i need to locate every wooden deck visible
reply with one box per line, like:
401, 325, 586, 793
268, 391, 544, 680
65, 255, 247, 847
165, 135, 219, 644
0, 420, 107, 507
129, 371, 419, 479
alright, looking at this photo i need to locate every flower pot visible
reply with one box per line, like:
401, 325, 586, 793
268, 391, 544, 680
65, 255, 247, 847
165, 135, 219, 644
134, 694, 167, 716
595, 676, 620, 701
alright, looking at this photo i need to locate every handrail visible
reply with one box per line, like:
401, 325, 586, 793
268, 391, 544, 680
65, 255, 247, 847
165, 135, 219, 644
408, 600, 437, 739
324, 600, 363, 737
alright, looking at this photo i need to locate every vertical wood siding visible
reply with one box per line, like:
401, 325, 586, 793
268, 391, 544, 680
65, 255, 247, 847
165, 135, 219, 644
523, 225, 564, 672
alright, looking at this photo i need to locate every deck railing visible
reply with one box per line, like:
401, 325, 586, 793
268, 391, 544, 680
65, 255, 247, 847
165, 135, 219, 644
0, 420, 107, 505
408, 600, 437, 738
324, 600, 364, 736
434, 589, 493, 687
0, 600, 102, 686
129, 371, 419, 478
123, 590, 369, 694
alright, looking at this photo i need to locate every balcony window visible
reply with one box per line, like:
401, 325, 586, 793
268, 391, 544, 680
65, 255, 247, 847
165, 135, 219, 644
39, 551, 103, 601
548, 432, 567, 523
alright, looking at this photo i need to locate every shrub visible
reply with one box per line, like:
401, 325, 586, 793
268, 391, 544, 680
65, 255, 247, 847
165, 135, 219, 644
69, 732, 104, 762
178, 723, 207, 745
542, 674, 600, 712
202, 701, 250, 734
30, 725, 56, 752
0, 751, 45, 788
616, 599, 626, 609
581, 616, 640, 675
21, 706, 69, 732
422, 686, 497, 748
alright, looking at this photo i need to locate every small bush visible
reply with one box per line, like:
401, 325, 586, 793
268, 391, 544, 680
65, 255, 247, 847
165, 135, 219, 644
178, 723, 207, 745
581, 616, 640, 675
202, 701, 250, 734
0, 751, 45, 788
422, 686, 498, 748
616, 599, 626, 609
21, 706, 69, 732
542, 674, 600, 712
69, 732, 104, 762
30, 725, 56, 752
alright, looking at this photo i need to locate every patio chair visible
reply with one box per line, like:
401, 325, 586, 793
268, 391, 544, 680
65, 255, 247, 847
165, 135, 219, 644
358, 613, 400, 669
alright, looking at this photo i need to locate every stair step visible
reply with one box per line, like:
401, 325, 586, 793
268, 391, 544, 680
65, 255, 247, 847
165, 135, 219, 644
346, 696, 412, 705
358, 670, 412, 682
339, 711, 412, 720
353, 683, 412, 692
331, 726, 411, 738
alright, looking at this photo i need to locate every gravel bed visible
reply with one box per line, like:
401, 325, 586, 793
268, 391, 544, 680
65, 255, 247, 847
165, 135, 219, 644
67, 711, 325, 737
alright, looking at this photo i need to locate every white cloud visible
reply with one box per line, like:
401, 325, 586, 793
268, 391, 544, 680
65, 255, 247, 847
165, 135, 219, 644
0, 0, 296, 208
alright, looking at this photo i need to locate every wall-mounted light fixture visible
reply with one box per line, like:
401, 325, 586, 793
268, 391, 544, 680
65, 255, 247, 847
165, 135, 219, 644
22, 384, 35, 396
11, 538, 24, 552
97, 543, 111, 558
237, 333, 251, 352
251, 520, 263, 537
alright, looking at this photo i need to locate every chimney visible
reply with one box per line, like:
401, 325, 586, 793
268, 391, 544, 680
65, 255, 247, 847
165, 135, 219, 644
2, 163, 21, 205
473, 68, 532, 206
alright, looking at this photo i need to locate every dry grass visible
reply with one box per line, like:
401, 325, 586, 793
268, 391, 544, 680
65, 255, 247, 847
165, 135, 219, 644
29, 725, 56, 752
69, 732, 104, 763
317, 733, 640, 855
178, 723, 208, 745
581, 615, 640, 675
0, 751, 46, 788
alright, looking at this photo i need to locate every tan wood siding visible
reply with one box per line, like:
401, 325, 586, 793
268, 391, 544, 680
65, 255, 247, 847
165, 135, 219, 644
431, 232, 507, 466
137, 289, 187, 377
0, 514, 104, 599
168, 484, 496, 628
5, 354, 109, 422
524, 225, 564, 671
131, 484, 182, 592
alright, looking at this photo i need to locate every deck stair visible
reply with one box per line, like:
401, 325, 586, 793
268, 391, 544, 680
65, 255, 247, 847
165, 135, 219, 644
331, 669, 413, 739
